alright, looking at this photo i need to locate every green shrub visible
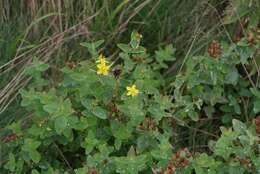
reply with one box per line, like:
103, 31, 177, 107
192, 119, 260, 174
1, 31, 260, 174
1, 32, 176, 174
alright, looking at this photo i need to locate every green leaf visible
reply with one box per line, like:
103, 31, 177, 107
114, 154, 147, 174
43, 102, 59, 114
4, 153, 16, 172
151, 136, 172, 160
117, 43, 132, 53
130, 31, 141, 49
225, 66, 239, 85
81, 130, 99, 154
24, 58, 49, 75
32, 169, 40, 174
92, 107, 108, 119
188, 111, 199, 121
148, 104, 165, 122
54, 116, 68, 134
7, 122, 22, 135
232, 119, 247, 134
74, 166, 88, 174
155, 44, 175, 69
228, 95, 241, 114
59, 99, 74, 117
253, 100, 260, 113
250, 88, 260, 98
73, 117, 88, 130
80, 40, 104, 56
111, 121, 132, 140
21, 139, 40, 161
22, 139, 41, 151
228, 165, 245, 174
204, 106, 215, 118
29, 150, 41, 163
115, 138, 122, 150
122, 55, 135, 71
213, 128, 238, 160
194, 153, 218, 168
117, 43, 146, 54
118, 100, 145, 126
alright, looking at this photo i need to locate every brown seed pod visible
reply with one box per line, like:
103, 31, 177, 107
246, 32, 256, 45
255, 116, 260, 125
233, 35, 241, 43
88, 168, 99, 174
255, 116, 260, 134
207, 40, 223, 59
139, 117, 159, 131
111, 105, 118, 113
3, 133, 18, 143
65, 62, 78, 69
113, 67, 121, 79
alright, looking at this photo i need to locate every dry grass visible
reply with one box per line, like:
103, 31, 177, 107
0, 14, 97, 114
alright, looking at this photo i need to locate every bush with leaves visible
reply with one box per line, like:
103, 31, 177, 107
1, 28, 260, 174
191, 119, 260, 174
1, 32, 177, 174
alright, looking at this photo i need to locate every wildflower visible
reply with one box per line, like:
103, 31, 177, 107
96, 63, 109, 75
126, 84, 139, 97
96, 54, 108, 65
96, 54, 110, 75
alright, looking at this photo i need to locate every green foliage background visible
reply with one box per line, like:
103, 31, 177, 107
0, 0, 260, 173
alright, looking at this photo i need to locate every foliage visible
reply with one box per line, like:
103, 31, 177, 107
1, 27, 260, 173
0, 1, 260, 173
1, 32, 174, 173
191, 119, 260, 174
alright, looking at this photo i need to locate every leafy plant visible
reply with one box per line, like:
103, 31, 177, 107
192, 119, 260, 174
1, 28, 259, 174
0, 32, 176, 174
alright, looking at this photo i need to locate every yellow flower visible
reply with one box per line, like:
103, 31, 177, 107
96, 54, 108, 65
126, 84, 139, 97
97, 63, 109, 75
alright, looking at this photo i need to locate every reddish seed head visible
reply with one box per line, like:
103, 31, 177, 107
246, 32, 256, 45
113, 67, 121, 79
207, 40, 223, 59
3, 133, 18, 143
65, 62, 78, 69
89, 169, 99, 174
255, 116, 260, 125
182, 147, 188, 151
176, 151, 180, 158
255, 116, 260, 134
159, 170, 164, 174
183, 158, 189, 166
111, 106, 118, 113
233, 35, 241, 43
187, 151, 192, 157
